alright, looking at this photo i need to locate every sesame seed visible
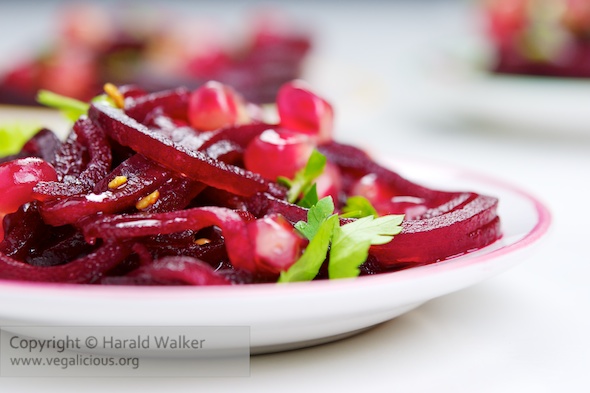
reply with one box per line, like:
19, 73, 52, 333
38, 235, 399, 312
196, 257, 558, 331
135, 190, 160, 210
108, 175, 128, 189
103, 82, 125, 109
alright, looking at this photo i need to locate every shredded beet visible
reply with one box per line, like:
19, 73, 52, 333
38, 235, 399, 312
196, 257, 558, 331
101, 256, 232, 286
34, 117, 112, 198
0, 241, 132, 283
39, 154, 176, 226
82, 206, 257, 272
0, 82, 501, 285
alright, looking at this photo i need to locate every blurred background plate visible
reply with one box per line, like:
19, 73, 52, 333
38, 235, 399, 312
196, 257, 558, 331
411, 39, 590, 138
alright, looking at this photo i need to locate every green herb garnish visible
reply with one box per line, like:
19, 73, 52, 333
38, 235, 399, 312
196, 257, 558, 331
328, 214, 404, 279
279, 214, 338, 283
0, 122, 41, 157
294, 196, 335, 240
36, 90, 90, 122
36, 88, 119, 123
279, 196, 404, 283
340, 195, 378, 218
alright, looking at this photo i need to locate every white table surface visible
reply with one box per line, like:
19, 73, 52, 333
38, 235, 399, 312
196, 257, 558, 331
0, 1, 588, 392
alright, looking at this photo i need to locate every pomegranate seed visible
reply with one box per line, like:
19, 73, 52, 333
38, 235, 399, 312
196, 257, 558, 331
0, 158, 58, 241
188, 81, 242, 131
243, 128, 315, 181
276, 80, 334, 144
248, 214, 304, 275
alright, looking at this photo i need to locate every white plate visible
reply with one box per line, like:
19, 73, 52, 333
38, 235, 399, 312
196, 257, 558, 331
0, 154, 551, 355
414, 40, 590, 137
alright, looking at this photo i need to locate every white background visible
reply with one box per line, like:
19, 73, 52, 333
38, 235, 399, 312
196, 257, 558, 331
0, 0, 589, 391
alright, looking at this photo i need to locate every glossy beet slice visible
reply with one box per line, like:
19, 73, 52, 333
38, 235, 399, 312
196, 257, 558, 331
124, 87, 190, 123
246, 191, 498, 268
39, 154, 172, 226
196, 123, 270, 152
34, 117, 112, 198
25, 231, 93, 267
50, 128, 88, 183
320, 144, 500, 265
142, 177, 206, 214
89, 102, 283, 197
0, 202, 51, 260
104, 256, 231, 286
1, 201, 93, 267
372, 194, 501, 267
82, 206, 257, 272
0, 241, 132, 283
319, 142, 456, 205
144, 112, 215, 152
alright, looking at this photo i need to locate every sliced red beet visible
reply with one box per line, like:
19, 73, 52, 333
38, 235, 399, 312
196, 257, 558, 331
143, 111, 215, 152
39, 154, 172, 226
319, 142, 455, 206
196, 123, 271, 151
25, 231, 94, 267
117, 84, 147, 100
372, 195, 501, 267
140, 226, 228, 265
82, 206, 257, 272
108, 256, 231, 286
329, 145, 500, 266
142, 177, 206, 214
89, 102, 284, 198
0, 241, 132, 283
34, 117, 112, 198
124, 87, 190, 123
48, 127, 88, 181
1, 202, 51, 260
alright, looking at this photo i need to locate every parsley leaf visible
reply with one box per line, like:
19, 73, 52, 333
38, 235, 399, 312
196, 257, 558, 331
37, 90, 90, 122
0, 122, 41, 157
340, 195, 378, 218
328, 215, 404, 279
297, 183, 319, 208
279, 149, 326, 204
294, 196, 335, 240
37, 89, 118, 123
278, 215, 338, 283
280, 196, 405, 283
